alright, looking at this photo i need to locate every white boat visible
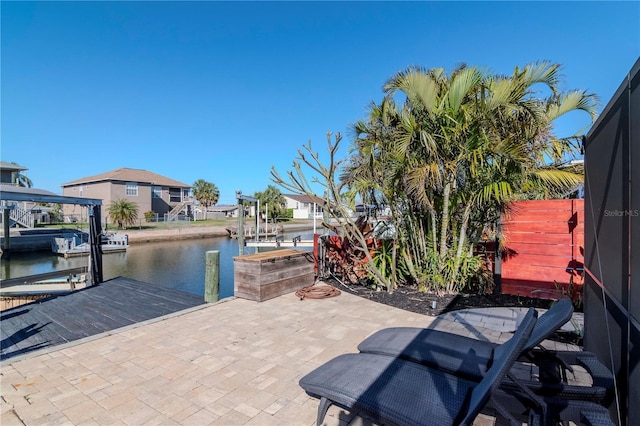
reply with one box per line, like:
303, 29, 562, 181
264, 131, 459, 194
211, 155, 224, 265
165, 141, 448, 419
51, 232, 129, 257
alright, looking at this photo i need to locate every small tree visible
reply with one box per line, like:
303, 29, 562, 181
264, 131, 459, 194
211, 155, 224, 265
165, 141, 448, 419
50, 203, 64, 223
192, 179, 220, 220
271, 132, 394, 291
108, 199, 138, 229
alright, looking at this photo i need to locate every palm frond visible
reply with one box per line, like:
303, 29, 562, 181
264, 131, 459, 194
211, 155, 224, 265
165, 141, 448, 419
385, 69, 441, 114
405, 164, 442, 208
485, 77, 518, 110
531, 169, 583, 192
447, 67, 483, 113
480, 181, 514, 204
545, 90, 599, 122
521, 61, 560, 92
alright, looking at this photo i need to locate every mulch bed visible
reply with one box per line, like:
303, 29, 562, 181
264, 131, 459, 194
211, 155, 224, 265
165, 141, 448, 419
331, 280, 583, 345
334, 281, 554, 317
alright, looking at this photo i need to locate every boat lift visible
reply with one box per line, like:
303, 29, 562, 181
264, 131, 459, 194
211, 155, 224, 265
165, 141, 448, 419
235, 191, 257, 256
1, 185, 104, 286
235, 191, 316, 254
246, 234, 314, 249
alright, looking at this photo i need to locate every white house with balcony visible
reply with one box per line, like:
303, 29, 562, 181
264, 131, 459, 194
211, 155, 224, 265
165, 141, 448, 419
283, 194, 326, 219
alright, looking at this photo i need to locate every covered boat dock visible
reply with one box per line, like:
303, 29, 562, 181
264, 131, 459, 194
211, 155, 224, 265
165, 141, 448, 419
1, 185, 105, 285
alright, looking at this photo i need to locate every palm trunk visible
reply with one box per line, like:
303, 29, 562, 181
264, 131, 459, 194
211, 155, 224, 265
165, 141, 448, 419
430, 208, 438, 252
391, 241, 397, 290
450, 203, 472, 290
439, 180, 452, 261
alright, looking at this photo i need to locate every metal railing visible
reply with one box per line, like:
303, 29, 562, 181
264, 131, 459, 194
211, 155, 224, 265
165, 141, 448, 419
166, 200, 191, 221
9, 206, 34, 228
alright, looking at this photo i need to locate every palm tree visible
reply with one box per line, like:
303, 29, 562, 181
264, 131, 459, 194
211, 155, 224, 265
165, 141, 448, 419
10, 162, 33, 187
344, 62, 598, 293
254, 185, 286, 221
274, 62, 597, 294
108, 199, 138, 229
192, 179, 220, 220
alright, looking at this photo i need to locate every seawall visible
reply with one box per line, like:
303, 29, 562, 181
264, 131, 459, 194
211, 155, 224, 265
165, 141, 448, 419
125, 223, 316, 244
1, 223, 317, 251
125, 226, 229, 243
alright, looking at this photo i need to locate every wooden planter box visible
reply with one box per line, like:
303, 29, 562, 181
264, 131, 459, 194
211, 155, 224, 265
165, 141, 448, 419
234, 249, 315, 302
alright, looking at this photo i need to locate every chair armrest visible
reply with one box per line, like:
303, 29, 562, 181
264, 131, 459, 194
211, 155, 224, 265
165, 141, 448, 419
575, 353, 615, 392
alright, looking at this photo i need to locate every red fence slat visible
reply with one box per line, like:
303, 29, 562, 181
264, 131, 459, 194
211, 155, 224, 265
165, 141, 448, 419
499, 199, 584, 301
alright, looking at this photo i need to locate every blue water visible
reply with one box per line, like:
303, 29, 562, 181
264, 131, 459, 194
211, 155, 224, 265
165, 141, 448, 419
1, 232, 314, 300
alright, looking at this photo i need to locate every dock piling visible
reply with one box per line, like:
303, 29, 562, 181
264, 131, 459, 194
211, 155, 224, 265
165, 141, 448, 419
205, 250, 220, 303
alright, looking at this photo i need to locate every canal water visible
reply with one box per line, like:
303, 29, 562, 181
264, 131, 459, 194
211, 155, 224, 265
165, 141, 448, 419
1, 232, 315, 300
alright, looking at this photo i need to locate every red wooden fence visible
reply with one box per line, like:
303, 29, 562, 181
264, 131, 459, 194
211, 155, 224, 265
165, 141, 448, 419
499, 199, 584, 300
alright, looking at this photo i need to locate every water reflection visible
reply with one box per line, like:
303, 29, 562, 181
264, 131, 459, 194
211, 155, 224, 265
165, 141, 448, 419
103, 237, 239, 298
1, 232, 314, 300
1, 250, 89, 278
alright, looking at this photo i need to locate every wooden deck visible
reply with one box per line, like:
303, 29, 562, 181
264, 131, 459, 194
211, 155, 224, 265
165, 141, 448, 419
0, 277, 205, 362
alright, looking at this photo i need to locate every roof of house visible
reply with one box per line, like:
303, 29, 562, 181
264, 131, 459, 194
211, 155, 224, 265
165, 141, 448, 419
0, 184, 102, 205
0, 161, 27, 171
284, 193, 326, 205
61, 168, 190, 188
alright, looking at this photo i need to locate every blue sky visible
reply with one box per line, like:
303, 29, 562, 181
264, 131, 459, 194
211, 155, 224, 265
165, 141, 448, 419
2, 1, 639, 205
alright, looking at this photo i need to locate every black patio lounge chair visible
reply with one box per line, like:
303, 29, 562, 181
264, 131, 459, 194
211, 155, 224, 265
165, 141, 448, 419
491, 390, 616, 426
357, 298, 613, 402
299, 308, 538, 426
531, 398, 615, 426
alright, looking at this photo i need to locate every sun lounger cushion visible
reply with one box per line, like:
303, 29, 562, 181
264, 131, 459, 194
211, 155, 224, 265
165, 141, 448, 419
357, 326, 495, 380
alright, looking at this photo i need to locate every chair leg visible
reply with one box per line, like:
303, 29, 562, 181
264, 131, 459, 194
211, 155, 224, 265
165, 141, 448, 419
317, 397, 332, 426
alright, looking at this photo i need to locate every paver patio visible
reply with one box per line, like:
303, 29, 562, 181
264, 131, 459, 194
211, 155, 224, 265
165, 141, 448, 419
0, 286, 582, 425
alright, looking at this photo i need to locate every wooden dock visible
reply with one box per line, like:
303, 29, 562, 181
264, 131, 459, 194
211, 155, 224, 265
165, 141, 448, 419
225, 224, 283, 239
246, 236, 314, 248
0, 277, 205, 362
1, 268, 89, 298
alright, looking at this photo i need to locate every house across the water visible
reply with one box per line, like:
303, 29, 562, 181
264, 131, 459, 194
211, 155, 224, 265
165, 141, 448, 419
61, 168, 192, 224
283, 194, 326, 219
0, 161, 58, 227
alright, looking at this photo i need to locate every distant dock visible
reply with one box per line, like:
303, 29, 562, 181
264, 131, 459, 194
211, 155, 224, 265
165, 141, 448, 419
225, 224, 284, 239
246, 234, 314, 248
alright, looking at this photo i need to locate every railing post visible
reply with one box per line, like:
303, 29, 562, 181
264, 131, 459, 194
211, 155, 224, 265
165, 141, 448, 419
2, 207, 11, 259
205, 250, 220, 303
88, 205, 103, 285
237, 191, 244, 256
